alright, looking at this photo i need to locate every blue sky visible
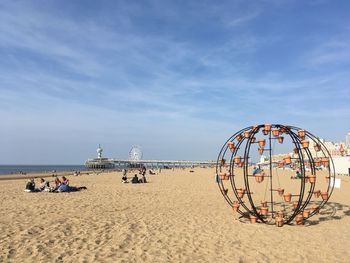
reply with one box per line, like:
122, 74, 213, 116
0, 0, 349, 164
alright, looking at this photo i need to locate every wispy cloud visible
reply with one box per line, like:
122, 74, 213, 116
226, 11, 260, 27
302, 37, 350, 66
0, 0, 349, 163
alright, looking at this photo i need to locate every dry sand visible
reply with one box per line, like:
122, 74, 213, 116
0, 167, 349, 262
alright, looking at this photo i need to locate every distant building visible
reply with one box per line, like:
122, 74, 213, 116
346, 132, 350, 149
332, 156, 350, 175
257, 155, 269, 164
85, 145, 115, 169
308, 139, 346, 157
270, 133, 350, 175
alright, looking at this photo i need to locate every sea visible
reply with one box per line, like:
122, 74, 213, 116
0, 163, 198, 176
0, 165, 87, 175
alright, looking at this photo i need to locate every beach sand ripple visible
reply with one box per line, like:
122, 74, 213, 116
0, 168, 349, 262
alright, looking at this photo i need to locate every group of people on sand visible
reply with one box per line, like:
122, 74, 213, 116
121, 168, 148, 184
252, 165, 303, 179
25, 176, 86, 192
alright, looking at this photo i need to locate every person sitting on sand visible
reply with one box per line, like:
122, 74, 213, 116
57, 183, 70, 192
25, 179, 36, 192
53, 177, 61, 191
51, 176, 67, 192
62, 176, 69, 186
38, 178, 50, 191
140, 175, 147, 183
139, 166, 146, 176
121, 175, 128, 183
253, 165, 263, 175
55, 177, 87, 192
131, 174, 139, 184
291, 170, 302, 179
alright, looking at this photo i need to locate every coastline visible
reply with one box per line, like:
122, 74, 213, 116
0, 170, 93, 181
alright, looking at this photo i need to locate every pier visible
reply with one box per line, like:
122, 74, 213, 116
85, 158, 216, 169
85, 145, 215, 169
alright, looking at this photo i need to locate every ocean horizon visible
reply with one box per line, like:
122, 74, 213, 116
0, 165, 87, 175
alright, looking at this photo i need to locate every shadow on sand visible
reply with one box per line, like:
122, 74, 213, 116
305, 201, 350, 226
234, 201, 350, 226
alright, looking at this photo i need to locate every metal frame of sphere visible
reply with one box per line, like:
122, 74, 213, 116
216, 124, 335, 226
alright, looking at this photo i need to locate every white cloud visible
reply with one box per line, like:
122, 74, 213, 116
226, 11, 260, 27
300, 37, 350, 66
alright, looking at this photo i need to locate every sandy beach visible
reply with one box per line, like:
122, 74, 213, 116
1, 167, 350, 262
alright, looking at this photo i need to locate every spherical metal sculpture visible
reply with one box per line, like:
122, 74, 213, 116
216, 124, 335, 226
129, 145, 143, 161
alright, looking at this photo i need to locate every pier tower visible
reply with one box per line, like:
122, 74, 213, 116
97, 144, 103, 159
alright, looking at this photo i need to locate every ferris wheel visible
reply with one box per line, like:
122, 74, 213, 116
129, 145, 143, 161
